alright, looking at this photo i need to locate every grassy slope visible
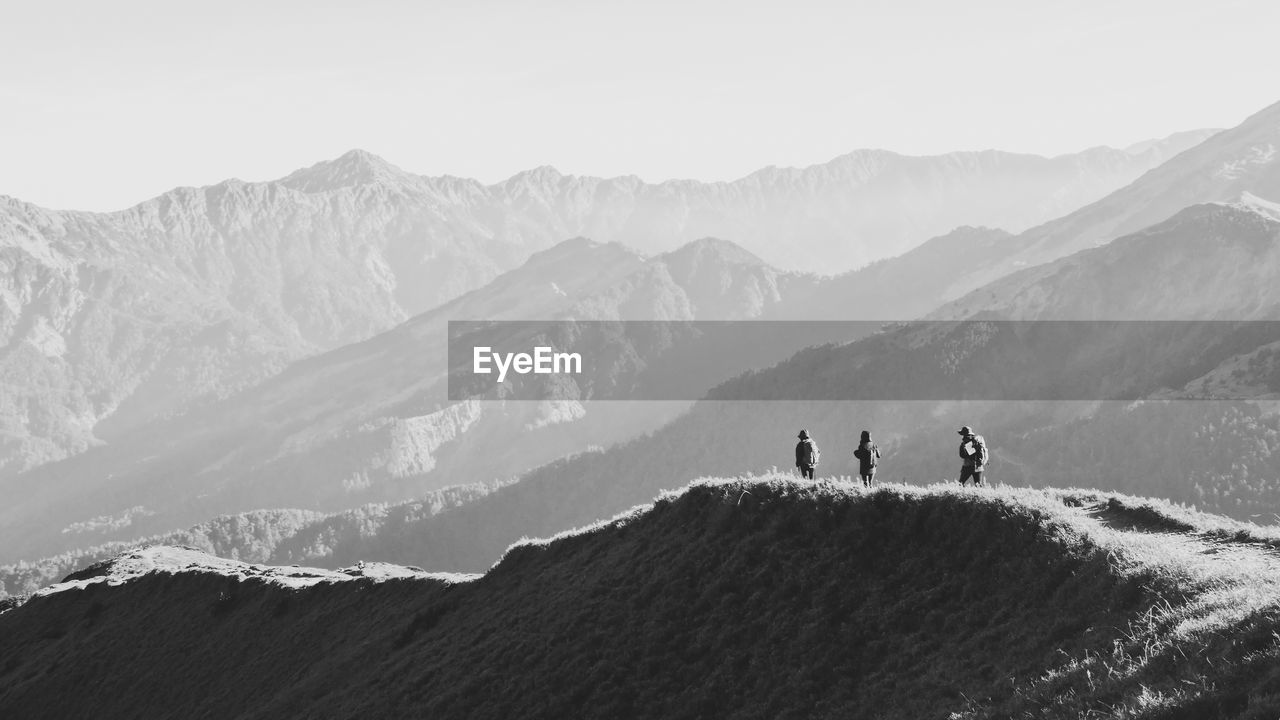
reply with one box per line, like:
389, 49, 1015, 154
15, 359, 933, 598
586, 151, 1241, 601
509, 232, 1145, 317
3, 477, 1280, 719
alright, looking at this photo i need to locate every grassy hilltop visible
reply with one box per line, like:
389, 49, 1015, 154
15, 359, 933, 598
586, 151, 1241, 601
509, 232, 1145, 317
3, 476, 1280, 719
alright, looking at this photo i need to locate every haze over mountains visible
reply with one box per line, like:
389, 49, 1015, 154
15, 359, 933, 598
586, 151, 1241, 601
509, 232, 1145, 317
943, 99, 1280, 302
0, 131, 1214, 472
12, 194, 1280, 585
6, 92, 1280, 717
380, 201, 1280, 576
761, 101, 1280, 320
124, 96, 1280, 580
0, 102, 1269, 573
0, 235, 827, 564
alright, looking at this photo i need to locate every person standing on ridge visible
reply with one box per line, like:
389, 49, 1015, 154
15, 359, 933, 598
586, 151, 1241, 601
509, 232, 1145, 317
957, 425, 988, 487
795, 429, 820, 480
853, 430, 881, 488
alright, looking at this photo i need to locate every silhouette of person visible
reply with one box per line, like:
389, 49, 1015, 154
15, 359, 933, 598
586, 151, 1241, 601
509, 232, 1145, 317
854, 430, 881, 487
795, 429, 820, 480
957, 425, 988, 487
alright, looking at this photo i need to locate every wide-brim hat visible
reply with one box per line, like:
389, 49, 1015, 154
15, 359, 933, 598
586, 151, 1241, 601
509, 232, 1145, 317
957, 426, 973, 435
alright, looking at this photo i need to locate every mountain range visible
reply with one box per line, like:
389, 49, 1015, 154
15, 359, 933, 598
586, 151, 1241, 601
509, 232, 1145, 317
0, 235, 830, 564
6, 94, 1280, 718
378, 201, 1280, 575
161, 101, 1280, 579
0, 104, 1270, 569
0, 131, 1215, 472
943, 100, 1280, 301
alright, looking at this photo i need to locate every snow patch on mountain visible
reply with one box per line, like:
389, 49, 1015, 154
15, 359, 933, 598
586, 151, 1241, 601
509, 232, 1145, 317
1214, 143, 1277, 180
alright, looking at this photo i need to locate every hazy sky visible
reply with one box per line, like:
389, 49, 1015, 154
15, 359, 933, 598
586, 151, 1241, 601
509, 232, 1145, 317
4, 0, 1278, 211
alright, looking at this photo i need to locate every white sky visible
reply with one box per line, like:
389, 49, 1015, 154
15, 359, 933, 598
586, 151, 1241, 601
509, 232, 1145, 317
3, 0, 1278, 211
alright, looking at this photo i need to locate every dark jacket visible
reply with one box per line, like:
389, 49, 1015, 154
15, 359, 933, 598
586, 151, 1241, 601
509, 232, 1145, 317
795, 438, 819, 467
855, 441, 881, 474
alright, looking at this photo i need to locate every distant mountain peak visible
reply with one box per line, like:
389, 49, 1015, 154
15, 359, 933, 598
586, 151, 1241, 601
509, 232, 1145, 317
662, 237, 769, 268
278, 149, 416, 193
504, 165, 565, 187
525, 236, 642, 265
532, 235, 602, 256
939, 225, 1013, 240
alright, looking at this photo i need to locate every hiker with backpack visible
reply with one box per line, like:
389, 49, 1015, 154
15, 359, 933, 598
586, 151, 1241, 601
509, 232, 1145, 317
795, 429, 820, 480
957, 425, 988, 487
853, 430, 881, 487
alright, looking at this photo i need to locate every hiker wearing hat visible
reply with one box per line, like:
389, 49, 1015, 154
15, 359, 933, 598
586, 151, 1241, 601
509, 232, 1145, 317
957, 426, 988, 487
795, 429, 820, 480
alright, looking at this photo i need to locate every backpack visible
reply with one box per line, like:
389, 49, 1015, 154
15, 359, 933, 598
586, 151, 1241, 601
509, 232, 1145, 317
855, 442, 878, 467
798, 439, 819, 466
963, 435, 988, 467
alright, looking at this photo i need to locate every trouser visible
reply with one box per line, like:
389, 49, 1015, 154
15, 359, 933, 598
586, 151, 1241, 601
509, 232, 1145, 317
860, 471, 875, 487
799, 465, 815, 479
959, 466, 984, 486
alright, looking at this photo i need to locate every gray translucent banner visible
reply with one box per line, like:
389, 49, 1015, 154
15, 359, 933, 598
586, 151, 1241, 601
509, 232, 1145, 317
446, 320, 1280, 401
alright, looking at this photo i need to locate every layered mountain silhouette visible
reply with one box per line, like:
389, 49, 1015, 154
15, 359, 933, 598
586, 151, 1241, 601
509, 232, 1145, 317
409, 201, 1279, 574
201, 107, 1280, 578
3, 479, 1280, 719
0, 155, 499, 472
0, 132, 1214, 471
0, 235, 849, 564
0, 100, 1268, 573
717, 203, 1280, 403
5, 94, 1280, 718
293, 103, 1280, 573
943, 99, 1280, 302
758, 101, 1279, 320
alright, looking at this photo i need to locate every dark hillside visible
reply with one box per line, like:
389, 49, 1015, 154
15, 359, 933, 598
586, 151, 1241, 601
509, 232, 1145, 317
4, 479, 1280, 719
